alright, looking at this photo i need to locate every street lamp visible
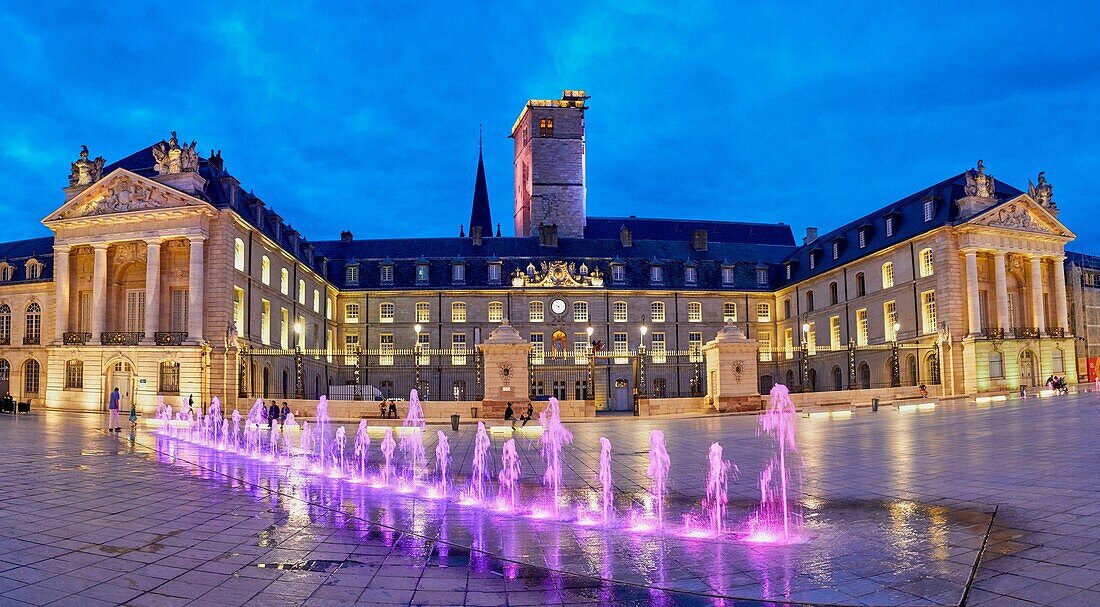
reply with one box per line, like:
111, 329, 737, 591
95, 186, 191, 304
413, 323, 423, 394
585, 325, 595, 400
636, 323, 648, 415
800, 322, 810, 388
891, 321, 901, 387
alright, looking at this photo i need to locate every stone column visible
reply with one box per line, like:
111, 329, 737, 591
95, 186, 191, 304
1053, 256, 1069, 332
703, 320, 760, 413
964, 250, 981, 335
187, 236, 205, 344
477, 320, 535, 418
143, 238, 162, 344
993, 252, 1009, 330
1030, 256, 1046, 331
90, 243, 108, 341
53, 245, 71, 343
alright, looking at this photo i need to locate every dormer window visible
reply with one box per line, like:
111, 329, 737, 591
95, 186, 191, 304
832, 241, 840, 260
785, 264, 792, 280
416, 261, 429, 284
380, 263, 394, 284
345, 263, 360, 286
650, 264, 663, 284
25, 260, 41, 280
756, 267, 768, 285
858, 229, 867, 248
611, 264, 625, 282
452, 262, 466, 284
0, 264, 11, 281
809, 252, 817, 270
488, 261, 502, 284
885, 216, 895, 237
923, 199, 935, 222
684, 265, 698, 284
722, 265, 735, 286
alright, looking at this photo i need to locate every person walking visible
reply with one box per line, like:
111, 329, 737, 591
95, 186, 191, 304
108, 387, 121, 432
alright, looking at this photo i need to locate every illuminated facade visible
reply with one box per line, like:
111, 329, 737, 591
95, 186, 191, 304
0, 92, 1084, 412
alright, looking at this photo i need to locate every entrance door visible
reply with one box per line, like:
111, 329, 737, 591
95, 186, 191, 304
107, 362, 132, 412
1019, 351, 1036, 387
611, 378, 631, 411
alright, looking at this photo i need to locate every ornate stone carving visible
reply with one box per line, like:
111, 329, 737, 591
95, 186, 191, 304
511, 261, 605, 288
113, 243, 147, 264
965, 159, 996, 199
63, 175, 175, 218
982, 203, 1054, 234
1028, 171, 1055, 209
152, 131, 199, 175
732, 360, 744, 383
68, 145, 105, 187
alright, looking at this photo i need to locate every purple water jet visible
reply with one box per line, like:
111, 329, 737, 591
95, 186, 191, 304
749, 383, 803, 544
499, 438, 521, 512
468, 422, 491, 502
435, 430, 451, 497
539, 398, 573, 517
647, 429, 671, 529
705, 442, 736, 535
353, 420, 370, 480
598, 436, 614, 525
380, 428, 396, 486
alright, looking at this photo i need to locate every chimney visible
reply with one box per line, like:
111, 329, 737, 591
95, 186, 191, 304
208, 149, 224, 172
538, 223, 559, 247
803, 227, 818, 245
249, 198, 265, 226
340, 230, 353, 243
620, 226, 632, 247
471, 225, 483, 246
691, 229, 708, 252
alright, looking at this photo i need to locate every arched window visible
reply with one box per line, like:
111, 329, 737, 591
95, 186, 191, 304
919, 248, 934, 277
1052, 348, 1065, 373
572, 301, 588, 323
783, 299, 791, 319
160, 361, 180, 394
0, 304, 9, 344
26, 260, 41, 280
488, 301, 504, 323
347, 303, 363, 323
829, 281, 839, 305
687, 302, 702, 322
989, 351, 1004, 378
280, 268, 289, 295
415, 302, 430, 323
858, 362, 871, 389
832, 365, 843, 391
529, 301, 545, 322
882, 262, 894, 288
0, 264, 11, 281
612, 301, 628, 322
806, 291, 815, 312
233, 238, 245, 271
24, 302, 41, 345
23, 359, 40, 395
451, 302, 467, 323
650, 301, 665, 323
0, 359, 9, 391
65, 360, 83, 389
723, 302, 737, 322
298, 279, 305, 304
855, 273, 866, 297
261, 256, 270, 284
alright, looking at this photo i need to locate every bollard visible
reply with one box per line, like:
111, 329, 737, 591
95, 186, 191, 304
450, 414, 460, 432
871, 397, 879, 412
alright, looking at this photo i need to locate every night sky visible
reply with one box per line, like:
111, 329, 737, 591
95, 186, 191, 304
2, 2, 1098, 248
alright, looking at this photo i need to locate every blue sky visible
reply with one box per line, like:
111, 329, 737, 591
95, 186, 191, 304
2, 2, 1099, 248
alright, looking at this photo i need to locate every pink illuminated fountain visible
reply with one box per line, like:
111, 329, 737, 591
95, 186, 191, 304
435, 430, 451, 497
499, 438, 521, 512
705, 442, 735, 534
380, 427, 396, 485
316, 396, 330, 470
332, 426, 347, 475
749, 383, 803, 544
648, 430, 671, 529
400, 390, 427, 483
354, 420, 370, 480
598, 437, 614, 525
468, 422, 491, 502
539, 398, 573, 517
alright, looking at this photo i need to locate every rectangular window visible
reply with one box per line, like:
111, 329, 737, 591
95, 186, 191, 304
529, 301, 545, 322
231, 287, 244, 335
417, 333, 430, 364
281, 269, 289, 295
260, 299, 271, 345
882, 263, 894, 288
858, 230, 867, 248
298, 279, 305, 304
126, 289, 146, 334
685, 266, 698, 284
756, 268, 768, 285
687, 302, 702, 322
759, 333, 772, 362
573, 301, 588, 322
785, 264, 792, 280
613, 301, 628, 322
297, 315, 306, 349
348, 303, 363, 323
722, 267, 734, 285
539, 117, 554, 137
651, 332, 666, 364
345, 264, 359, 286
488, 301, 504, 323
416, 264, 429, 284
807, 322, 817, 355
923, 200, 934, 222
170, 289, 187, 333
488, 263, 501, 283
756, 303, 771, 322
452, 302, 467, 323
856, 308, 868, 346
650, 301, 665, 323
612, 265, 625, 282
379, 334, 394, 366
784, 328, 794, 360
451, 333, 467, 365
530, 333, 544, 365
380, 265, 393, 284
574, 333, 590, 364
884, 300, 897, 341
313, 290, 320, 313
832, 241, 840, 260
452, 264, 465, 283
65, 360, 83, 389
158, 363, 179, 394
723, 302, 737, 322
809, 253, 816, 270
922, 291, 937, 334
885, 216, 894, 237
650, 266, 663, 283
613, 332, 629, 364
281, 308, 289, 349
415, 302, 430, 323
979, 291, 989, 332
344, 333, 360, 365
689, 332, 703, 363
830, 315, 841, 350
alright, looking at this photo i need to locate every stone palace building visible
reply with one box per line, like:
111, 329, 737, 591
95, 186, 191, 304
0, 90, 1090, 415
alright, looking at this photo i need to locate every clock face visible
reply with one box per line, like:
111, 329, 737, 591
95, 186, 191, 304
551, 299, 567, 315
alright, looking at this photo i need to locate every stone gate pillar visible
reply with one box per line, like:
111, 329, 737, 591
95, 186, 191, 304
477, 320, 531, 419
703, 320, 760, 412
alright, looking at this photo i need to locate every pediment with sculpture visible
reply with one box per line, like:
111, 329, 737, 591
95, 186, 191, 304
968, 196, 1070, 238
46, 170, 212, 223
511, 260, 605, 288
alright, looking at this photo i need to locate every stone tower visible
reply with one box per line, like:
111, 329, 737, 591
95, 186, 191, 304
510, 90, 589, 238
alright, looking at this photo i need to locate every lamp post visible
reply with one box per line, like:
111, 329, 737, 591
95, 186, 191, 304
414, 323, 423, 395
293, 321, 304, 398
585, 326, 595, 400
800, 322, 810, 390
891, 321, 901, 387
636, 323, 648, 415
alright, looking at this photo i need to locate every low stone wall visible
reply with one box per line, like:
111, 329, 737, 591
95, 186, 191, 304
638, 397, 703, 416
765, 385, 943, 409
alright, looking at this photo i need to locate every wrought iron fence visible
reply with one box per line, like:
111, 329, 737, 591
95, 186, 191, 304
528, 349, 705, 401
242, 348, 483, 402
757, 342, 942, 394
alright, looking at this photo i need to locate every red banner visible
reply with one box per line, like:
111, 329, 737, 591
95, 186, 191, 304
1087, 357, 1099, 382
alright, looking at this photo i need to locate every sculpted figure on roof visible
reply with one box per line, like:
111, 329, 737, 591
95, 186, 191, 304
965, 159, 996, 199
68, 145, 105, 187
1028, 172, 1055, 209
152, 131, 199, 175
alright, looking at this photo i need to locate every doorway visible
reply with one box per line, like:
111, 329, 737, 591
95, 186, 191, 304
611, 377, 631, 411
106, 361, 133, 412
1019, 350, 1037, 387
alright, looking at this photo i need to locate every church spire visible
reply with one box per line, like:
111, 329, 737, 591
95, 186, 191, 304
468, 128, 492, 238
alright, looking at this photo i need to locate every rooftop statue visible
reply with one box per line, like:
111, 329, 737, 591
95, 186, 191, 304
964, 159, 996, 199
152, 131, 199, 175
1028, 171, 1055, 209
68, 145, 105, 187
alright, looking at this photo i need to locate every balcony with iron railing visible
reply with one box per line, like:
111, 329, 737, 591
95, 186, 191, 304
154, 332, 188, 346
1046, 327, 1066, 338
63, 332, 92, 345
979, 328, 1006, 340
23, 335, 40, 345
1011, 327, 1041, 339
0, 336, 8, 346
100, 332, 144, 346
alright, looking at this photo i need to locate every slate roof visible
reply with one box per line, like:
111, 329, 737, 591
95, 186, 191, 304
775, 172, 1025, 286
584, 217, 795, 246
0, 237, 54, 283
1066, 250, 1100, 270
468, 148, 492, 237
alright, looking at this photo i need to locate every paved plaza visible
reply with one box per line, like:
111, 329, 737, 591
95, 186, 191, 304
0, 394, 1098, 606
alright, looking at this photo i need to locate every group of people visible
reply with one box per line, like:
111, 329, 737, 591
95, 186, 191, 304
377, 398, 400, 419
503, 402, 535, 427
1046, 375, 1070, 394
263, 401, 292, 427
106, 387, 139, 432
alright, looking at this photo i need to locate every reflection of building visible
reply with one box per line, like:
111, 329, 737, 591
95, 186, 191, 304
0, 91, 1086, 412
